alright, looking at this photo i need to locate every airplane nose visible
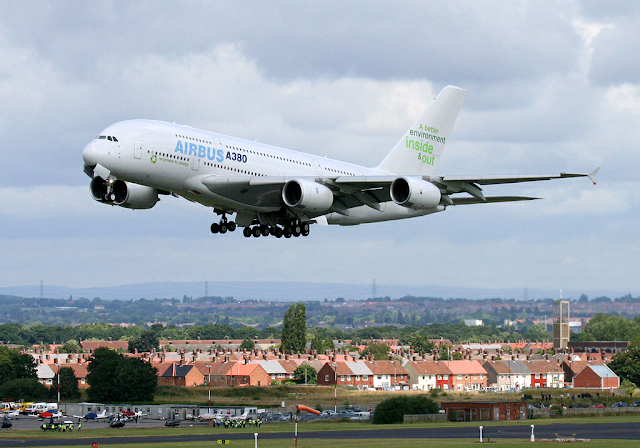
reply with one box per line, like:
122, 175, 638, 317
82, 142, 98, 166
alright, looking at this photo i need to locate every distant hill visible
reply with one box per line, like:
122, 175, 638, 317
0, 281, 632, 302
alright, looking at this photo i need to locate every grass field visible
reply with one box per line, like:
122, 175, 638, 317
2, 415, 640, 448
19, 438, 640, 448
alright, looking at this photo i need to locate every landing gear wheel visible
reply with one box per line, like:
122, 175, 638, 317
292, 226, 301, 237
252, 226, 261, 238
210, 223, 220, 234
243, 227, 252, 237
228, 222, 236, 232
219, 223, 227, 234
284, 228, 292, 238
260, 226, 270, 237
274, 227, 283, 238
301, 227, 309, 237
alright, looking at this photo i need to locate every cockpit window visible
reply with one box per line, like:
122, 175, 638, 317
112, 136, 118, 142
107, 136, 113, 141
98, 135, 106, 139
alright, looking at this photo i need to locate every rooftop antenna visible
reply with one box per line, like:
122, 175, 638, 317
39, 280, 44, 299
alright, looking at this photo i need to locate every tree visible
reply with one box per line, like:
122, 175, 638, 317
0, 378, 49, 401
0, 346, 36, 383
87, 347, 158, 402
128, 330, 159, 353
51, 366, 81, 400
59, 340, 81, 354
361, 342, 390, 360
239, 338, 255, 350
580, 313, 640, 341
608, 344, 640, 387
402, 333, 435, 353
293, 364, 317, 384
372, 395, 438, 424
281, 303, 306, 353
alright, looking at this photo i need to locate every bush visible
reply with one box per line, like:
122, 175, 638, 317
0, 378, 49, 401
372, 395, 438, 424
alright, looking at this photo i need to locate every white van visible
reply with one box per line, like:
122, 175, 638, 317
350, 412, 371, 421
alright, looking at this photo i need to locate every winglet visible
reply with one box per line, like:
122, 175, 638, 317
588, 167, 600, 185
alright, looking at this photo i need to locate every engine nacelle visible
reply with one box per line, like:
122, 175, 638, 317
282, 179, 334, 212
390, 177, 441, 209
90, 178, 159, 209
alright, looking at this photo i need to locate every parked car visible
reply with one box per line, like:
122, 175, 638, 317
612, 402, 628, 408
591, 403, 605, 408
568, 403, 585, 408
631, 401, 640, 407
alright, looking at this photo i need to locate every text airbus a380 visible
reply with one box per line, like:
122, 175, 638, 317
82, 86, 598, 238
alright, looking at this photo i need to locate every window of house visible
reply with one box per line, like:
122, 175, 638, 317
325, 374, 329, 381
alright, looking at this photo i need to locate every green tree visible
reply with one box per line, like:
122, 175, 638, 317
87, 347, 157, 402
0, 378, 49, 401
293, 364, 317, 384
128, 330, 159, 353
402, 333, 435, 353
281, 303, 306, 353
239, 338, 255, 351
580, 313, 640, 341
609, 344, 640, 387
361, 342, 390, 360
51, 366, 81, 400
372, 395, 438, 424
59, 340, 81, 354
0, 346, 36, 383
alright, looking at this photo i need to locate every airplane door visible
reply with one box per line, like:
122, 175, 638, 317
134, 141, 142, 159
312, 160, 323, 176
191, 156, 200, 171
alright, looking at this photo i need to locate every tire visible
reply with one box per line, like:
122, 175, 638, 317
292, 226, 301, 237
284, 229, 292, 238
302, 222, 310, 233
243, 227, 252, 237
210, 223, 219, 234
252, 226, 261, 237
261, 226, 270, 237
220, 224, 227, 234
301, 227, 309, 237
274, 227, 283, 238
228, 221, 237, 232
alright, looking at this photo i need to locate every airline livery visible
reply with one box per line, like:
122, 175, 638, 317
82, 86, 598, 238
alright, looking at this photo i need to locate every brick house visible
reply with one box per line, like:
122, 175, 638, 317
404, 360, 451, 391
522, 360, 564, 388
316, 362, 374, 389
366, 360, 409, 389
159, 363, 205, 387
573, 364, 619, 390
226, 363, 271, 387
440, 401, 528, 421
442, 360, 488, 391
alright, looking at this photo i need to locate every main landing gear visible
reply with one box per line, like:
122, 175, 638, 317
242, 220, 310, 238
210, 215, 236, 234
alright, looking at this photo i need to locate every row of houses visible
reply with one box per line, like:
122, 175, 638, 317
29, 340, 621, 392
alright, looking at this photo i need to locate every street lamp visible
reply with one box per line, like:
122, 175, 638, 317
54, 363, 61, 423
205, 364, 212, 426
333, 362, 338, 423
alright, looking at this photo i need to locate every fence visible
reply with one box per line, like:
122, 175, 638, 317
530, 406, 640, 419
403, 413, 447, 423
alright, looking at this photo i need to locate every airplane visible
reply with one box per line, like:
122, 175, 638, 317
2, 410, 18, 418
82, 86, 598, 238
73, 409, 109, 421
228, 411, 249, 422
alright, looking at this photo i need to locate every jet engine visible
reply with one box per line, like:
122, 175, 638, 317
390, 176, 441, 209
282, 179, 334, 212
90, 178, 159, 209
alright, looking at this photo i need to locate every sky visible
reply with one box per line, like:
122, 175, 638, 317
0, 1, 639, 299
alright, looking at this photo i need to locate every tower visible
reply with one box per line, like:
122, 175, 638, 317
553, 299, 570, 349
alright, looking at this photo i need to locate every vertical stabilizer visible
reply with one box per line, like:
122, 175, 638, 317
376, 85, 467, 175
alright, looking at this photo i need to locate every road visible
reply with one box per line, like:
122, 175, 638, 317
1, 421, 640, 446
